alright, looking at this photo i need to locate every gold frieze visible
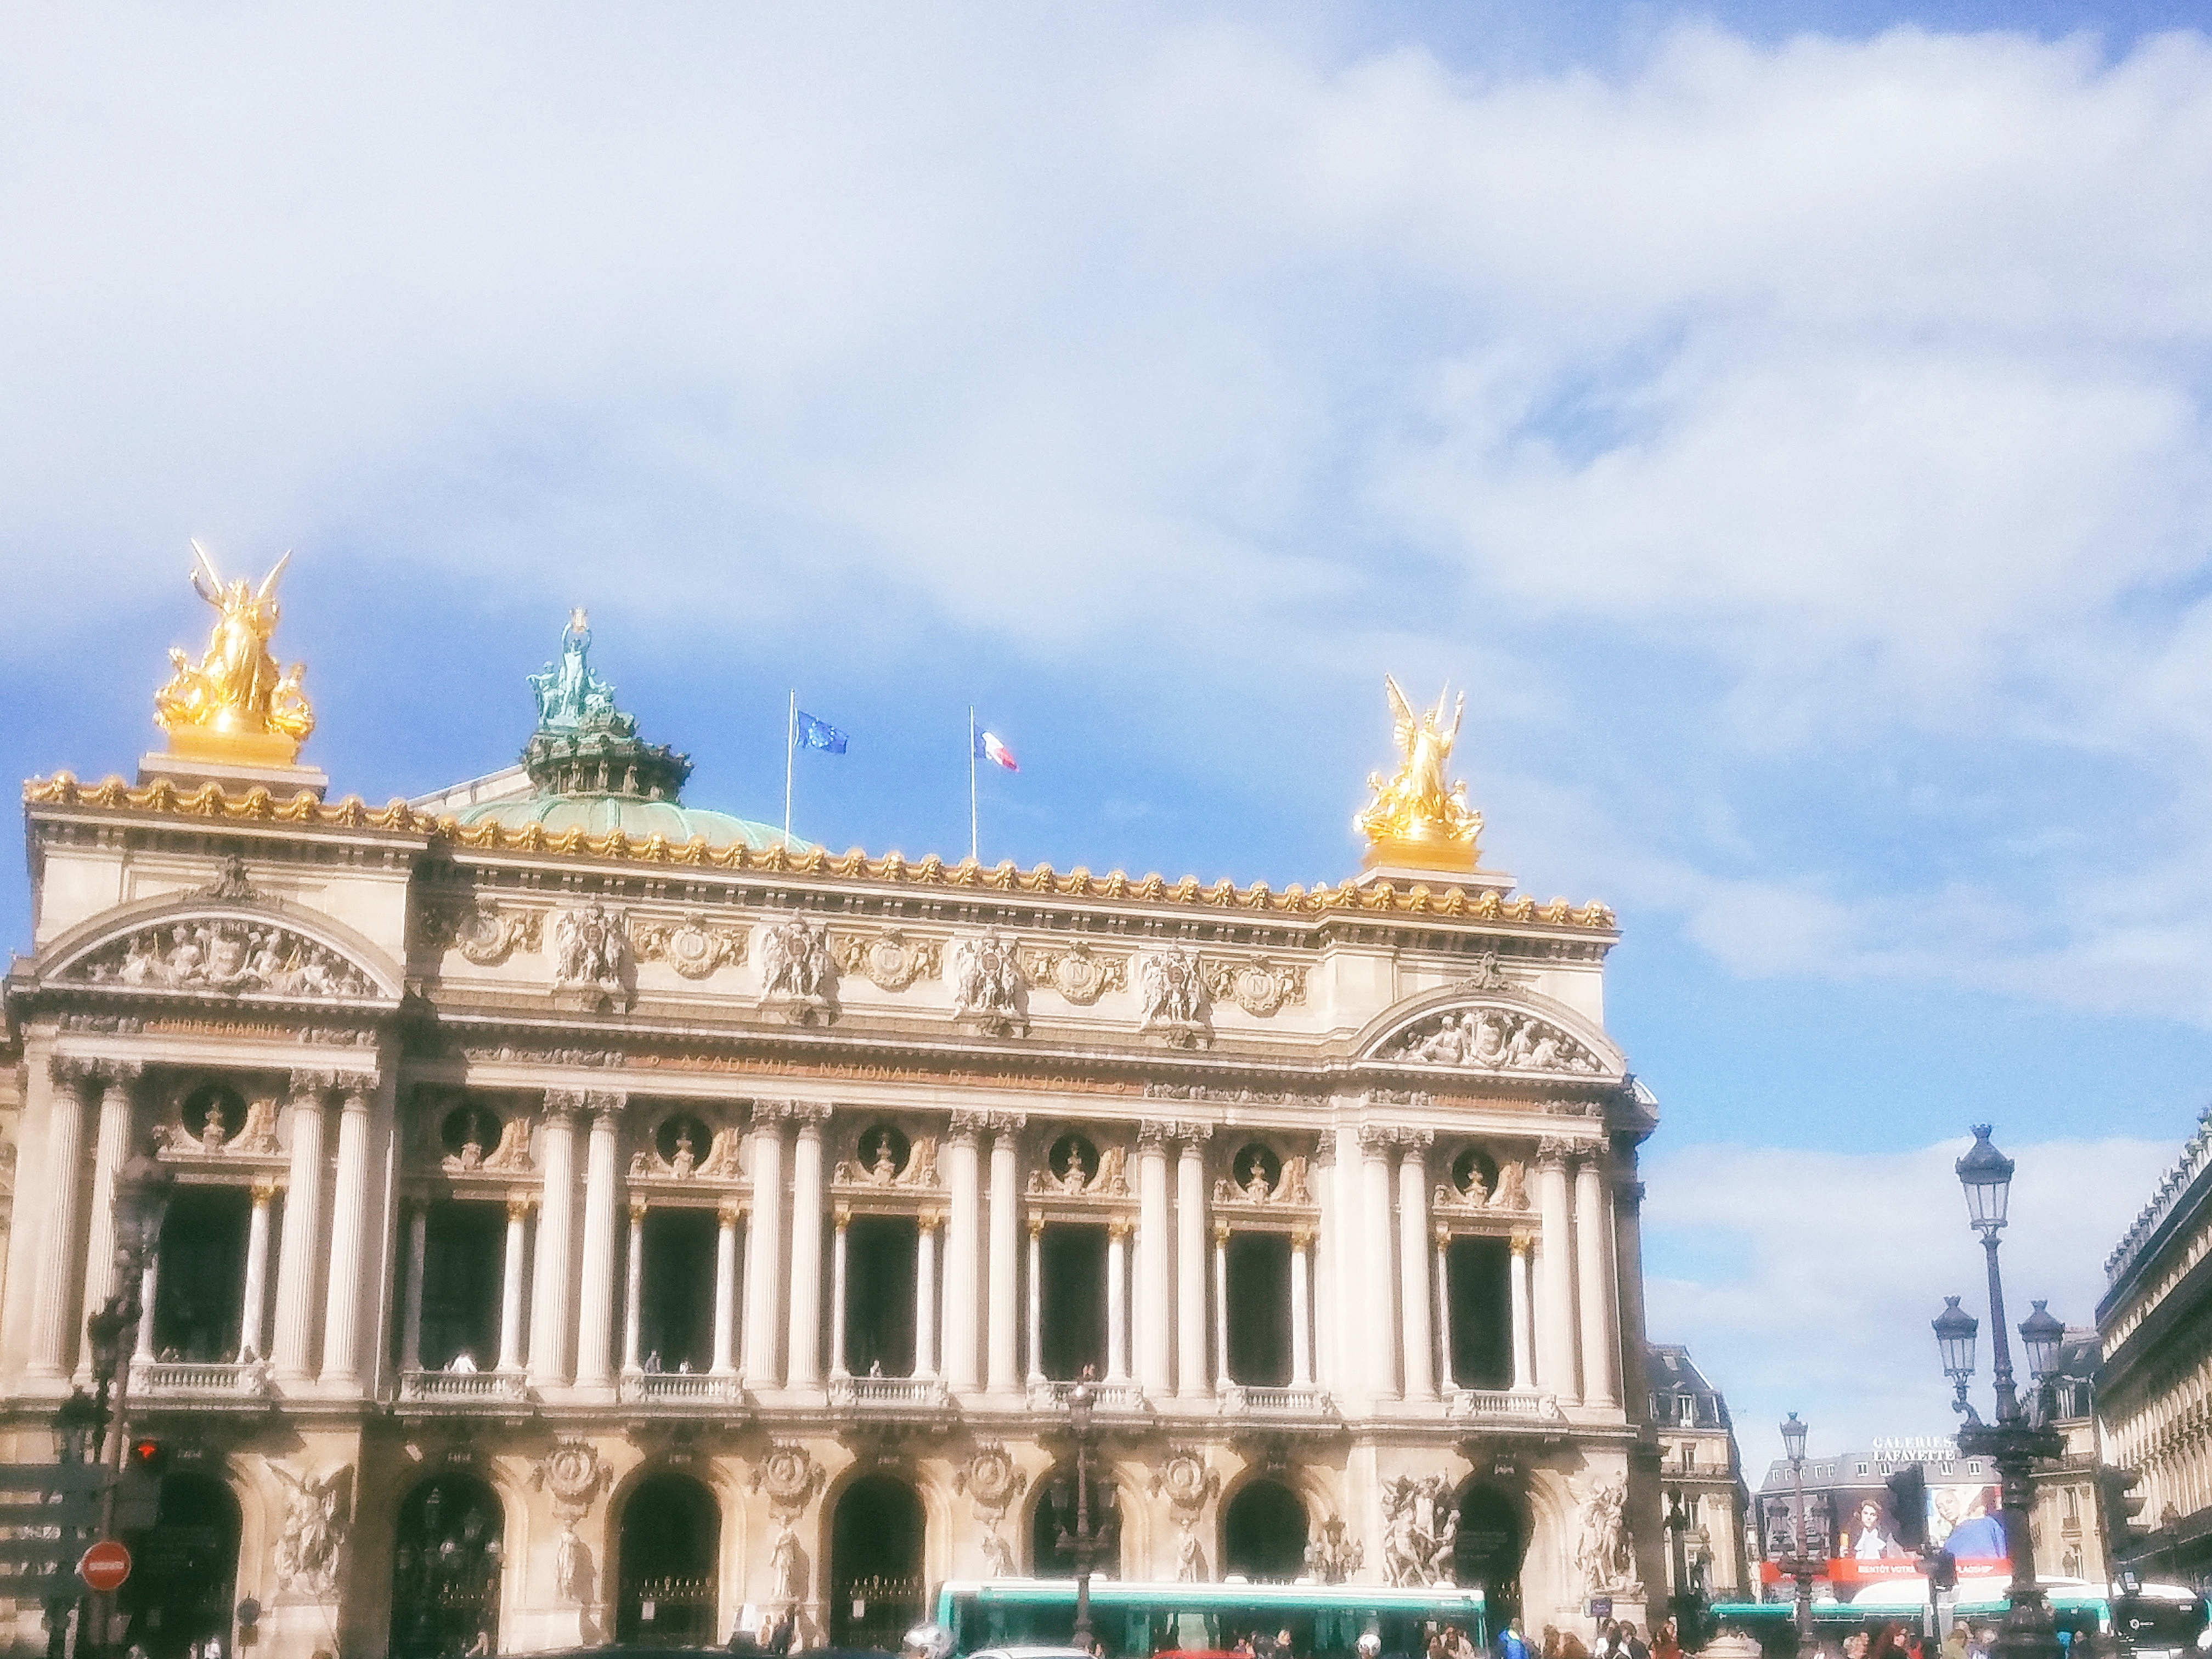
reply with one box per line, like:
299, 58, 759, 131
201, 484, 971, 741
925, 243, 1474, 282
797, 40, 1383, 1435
153, 541, 315, 765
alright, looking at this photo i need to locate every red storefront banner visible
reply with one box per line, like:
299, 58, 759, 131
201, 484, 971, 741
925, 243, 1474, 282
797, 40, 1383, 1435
1759, 1558, 2012, 1585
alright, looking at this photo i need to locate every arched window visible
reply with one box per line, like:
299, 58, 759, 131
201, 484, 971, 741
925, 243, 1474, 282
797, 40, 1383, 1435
831, 1475, 927, 1650
617, 1472, 720, 1644
390, 1475, 503, 1659
1222, 1479, 1308, 1583
121, 1470, 240, 1659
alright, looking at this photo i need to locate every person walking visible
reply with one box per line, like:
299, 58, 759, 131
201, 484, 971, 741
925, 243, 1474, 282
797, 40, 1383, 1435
1500, 1622, 1530, 1659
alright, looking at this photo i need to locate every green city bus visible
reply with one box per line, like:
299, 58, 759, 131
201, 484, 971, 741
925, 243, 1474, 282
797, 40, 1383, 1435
935, 1577, 1490, 1659
1705, 1579, 2205, 1659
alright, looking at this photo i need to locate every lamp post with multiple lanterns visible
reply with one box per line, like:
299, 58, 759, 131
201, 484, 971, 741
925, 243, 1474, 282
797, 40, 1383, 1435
1932, 1126, 2066, 1659
1778, 1412, 1820, 1641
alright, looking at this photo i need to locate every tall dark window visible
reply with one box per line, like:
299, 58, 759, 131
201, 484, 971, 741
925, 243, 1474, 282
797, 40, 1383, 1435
1039, 1225, 1107, 1380
419, 1203, 501, 1369
846, 1215, 918, 1376
1446, 1235, 1511, 1389
640, 1209, 716, 1370
1224, 1232, 1291, 1386
151, 1188, 250, 1362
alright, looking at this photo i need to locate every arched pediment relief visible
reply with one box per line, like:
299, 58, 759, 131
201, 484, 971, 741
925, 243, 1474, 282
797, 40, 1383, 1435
1361, 990, 1624, 1081
40, 896, 403, 1003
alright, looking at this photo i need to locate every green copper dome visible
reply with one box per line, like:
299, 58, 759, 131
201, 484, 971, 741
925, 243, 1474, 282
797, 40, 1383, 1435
454, 613, 808, 853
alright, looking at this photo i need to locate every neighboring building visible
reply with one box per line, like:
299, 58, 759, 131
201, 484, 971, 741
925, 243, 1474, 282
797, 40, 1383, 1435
1645, 1342, 1750, 1600
0, 578, 1671, 1659
1751, 1437, 2009, 1595
2028, 1327, 2105, 1587
2098, 1102, 2212, 1583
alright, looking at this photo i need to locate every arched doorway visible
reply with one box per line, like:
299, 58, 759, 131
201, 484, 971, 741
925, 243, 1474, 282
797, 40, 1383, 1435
830, 1475, 926, 1651
1453, 1487, 1525, 1637
617, 1472, 721, 1645
1031, 1468, 1122, 1576
121, 1471, 240, 1659
389, 1475, 504, 1659
1222, 1479, 1307, 1583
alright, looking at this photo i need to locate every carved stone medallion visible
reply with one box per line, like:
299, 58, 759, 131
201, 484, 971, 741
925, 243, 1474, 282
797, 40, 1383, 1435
838, 929, 941, 992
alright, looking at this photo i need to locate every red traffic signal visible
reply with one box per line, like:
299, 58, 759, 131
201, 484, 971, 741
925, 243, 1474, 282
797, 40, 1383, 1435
127, 1438, 166, 1475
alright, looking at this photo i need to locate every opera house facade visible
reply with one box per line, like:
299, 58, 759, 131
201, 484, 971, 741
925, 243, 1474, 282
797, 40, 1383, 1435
0, 561, 1667, 1658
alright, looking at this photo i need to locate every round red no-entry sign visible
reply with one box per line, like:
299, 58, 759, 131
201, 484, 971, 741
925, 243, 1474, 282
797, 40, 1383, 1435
77, 1540, 130, 1593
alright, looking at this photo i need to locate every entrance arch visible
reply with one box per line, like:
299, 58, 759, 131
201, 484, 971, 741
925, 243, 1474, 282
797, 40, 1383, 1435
389, 1474, 503, 1659
1222, 1479, 1308, 1583
617, 1472, 721, 1645
1453, 1487, 1525, 1636
830, 1474, 926, 1650
121, 1471, 240, 1659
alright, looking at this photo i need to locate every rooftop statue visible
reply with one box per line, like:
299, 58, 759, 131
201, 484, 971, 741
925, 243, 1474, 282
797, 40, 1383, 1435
154, 541, 315, 764
1353, 675, 1482, 870
528, 609, 623, 732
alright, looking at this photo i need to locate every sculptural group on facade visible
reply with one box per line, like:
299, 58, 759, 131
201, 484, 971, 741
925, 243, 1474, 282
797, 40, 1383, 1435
1439, 1156, 1528, 1212
1380, 1473, 1460, 1588
154, 544, 315, 749
551, 902, 633, 994
760, 914, 835, 1005
1139, 946, 1209, 1031
1354, 676, 1481, 852
272, 1462, 353, 1595
953, 928, 1026, 1025
1214, 1150, 1312, 1206
1573, 1475, 1639, 1595
1381, 1007, 1604, 1075
527, 610, 621, 732
82, 919, 373, 1000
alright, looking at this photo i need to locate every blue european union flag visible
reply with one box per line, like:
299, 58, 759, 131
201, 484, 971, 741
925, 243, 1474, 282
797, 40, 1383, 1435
795, 710, 848, 754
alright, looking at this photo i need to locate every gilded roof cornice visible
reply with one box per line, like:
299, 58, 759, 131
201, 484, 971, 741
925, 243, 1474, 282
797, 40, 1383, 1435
25, 772, 1617, 929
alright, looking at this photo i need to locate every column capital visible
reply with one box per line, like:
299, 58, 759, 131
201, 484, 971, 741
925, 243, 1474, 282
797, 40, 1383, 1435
986, 1110, 1028, 1137
949, 1109, 990, 1143
1536, 1136, 1577, 1170
584, 1090, 626, 1124
1108, 1217, 1132, 1240
628, 1200, 650, 1223
1616, 1179, 1647, 1211
506, 1197, 533, 1222
253, 1180, 280, 1205
1175, 1122, 1214, 1147
543, 1088, 586, 1121
1397, 1127, 1434, 1158
1293, 1228, 1314, 1251
1511, 1233, 1534, 1256
341, 1081, 375, 1112
1027, 1216, 1044, 1239
1137, 1120, 1173, 1150
1357, 1123, 1397, 1156
1434, 1224, 1452, 1250
718, 1203, 743, 1227
834, 1205, 852, 1229
789, 1101, 833, 1131
48, 1056, 142, 1091
1212, 1222, 1230, 1246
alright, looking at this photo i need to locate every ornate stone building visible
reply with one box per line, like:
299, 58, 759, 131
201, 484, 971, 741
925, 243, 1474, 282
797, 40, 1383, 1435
0, 578, 1667, 1658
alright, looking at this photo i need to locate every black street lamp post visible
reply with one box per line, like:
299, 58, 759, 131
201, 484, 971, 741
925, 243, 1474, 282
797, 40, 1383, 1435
1934, 1127, 2065, 1659
1778, 1412, 1819, 1640
1054, 1378, 1118, 1655
1663, 1488, 1705, 1652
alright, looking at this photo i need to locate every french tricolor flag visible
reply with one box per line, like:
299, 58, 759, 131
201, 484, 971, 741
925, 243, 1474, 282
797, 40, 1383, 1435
974, 725, 1018, 771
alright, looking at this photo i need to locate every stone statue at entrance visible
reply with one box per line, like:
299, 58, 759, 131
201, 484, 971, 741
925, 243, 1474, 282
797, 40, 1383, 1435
1572, 1476, 1639, 1596
1380, 1473, 1458, 1588
770, 1525, 806, 1605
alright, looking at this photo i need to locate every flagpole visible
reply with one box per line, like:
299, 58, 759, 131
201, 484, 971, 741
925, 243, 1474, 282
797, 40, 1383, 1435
968, 706, 979, 865
784, 691, 796, 850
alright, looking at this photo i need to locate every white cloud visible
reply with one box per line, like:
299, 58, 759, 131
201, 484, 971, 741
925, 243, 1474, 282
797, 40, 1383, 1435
1640, 1133, 2176, 1464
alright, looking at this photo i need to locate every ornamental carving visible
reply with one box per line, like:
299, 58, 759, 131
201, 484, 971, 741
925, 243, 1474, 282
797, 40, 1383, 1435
1138, 946, 1210, 1042
837, 929, 941, 992
271, 1462, 352, 1596
154, 1092, 285, 1159
751, 1443, 826, 1515
1152, 1448, 1219, 1516
1380, 1474, 1459, 1588
1573, 1475, 1640, 1596
953, 1442, 1028, 1512
1376, 1006, 1607, 1075
551, 902, 633, 994
759, 915, 836, 1011
834, 1124, 940, 1189
533, 1440, 613, 1522
69, 919, 377, 1000
631, 915, 747, 980
1026, 1135, 1128, 1197
1434, 1149, 1528, 1213
952, 928, 1027, 1033
417, 901, 543, 966
1213, 1146, 1312, 1207
1023, 942, 1127, 1006
1202, 956, 1308, 1018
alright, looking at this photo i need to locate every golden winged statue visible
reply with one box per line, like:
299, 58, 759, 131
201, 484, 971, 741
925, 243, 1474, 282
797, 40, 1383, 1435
1354, 675, 1483, 868
154, 541, 315, 763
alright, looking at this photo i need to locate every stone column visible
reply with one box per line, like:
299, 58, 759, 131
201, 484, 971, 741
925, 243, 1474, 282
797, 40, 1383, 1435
319, 1082, 376, 1387
1434, 1227, 1455, 1393
1509, 1235, 1537, 1391
270, 1078, 328, 1384
400, 1202, 427, 1373
241, 1181, 277, 1362
914, 1211, 939, 1378
786, 1105, 830, 1390
1026, 1219, 1045, 1383
711, 1204, 741, 1375
622, 1202, 647, 1376
1290, 1230, 1313, 1389
830, 1211, 850, 1379
1136, 1122, 1171, 1395
944, 1113, 984, 1392
1313, 1144, 1338, 1392
1211, 1224, 1230, 1386
29, 1062, 93, 1379
1397, 1130, 1436, 1402
496, 1199, 531, 1373
1105, 1218, 1130, 1383
742, 1105, 788, 1385
1613, 1170, 1652, 1422
1576, 1150, 1622, 1410
573, 1094, 624, 1389
79, 1066, 140, 1365
1536, 1139, 1579, 1400
986, 1113, 1025, 1395
1176, 1127, 1211, 1398
529, 1094, 580, 1384
1358, 1124, 1398, 1402
134, 1254, 160, 1365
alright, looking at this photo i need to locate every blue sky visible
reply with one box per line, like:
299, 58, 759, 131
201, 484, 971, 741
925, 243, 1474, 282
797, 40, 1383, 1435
8, 1, 2212, 1460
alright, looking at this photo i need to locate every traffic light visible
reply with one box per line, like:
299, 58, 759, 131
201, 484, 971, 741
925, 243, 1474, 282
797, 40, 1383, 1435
2097, 1465, 2147, 1556
1928, 1548, 1957, 1593
1886, 1464, 1929, 1551
115, 1437, 165, 1530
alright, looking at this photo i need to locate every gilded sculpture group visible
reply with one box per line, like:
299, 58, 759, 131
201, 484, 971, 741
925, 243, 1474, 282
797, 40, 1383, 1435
153, 544, 315, 757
